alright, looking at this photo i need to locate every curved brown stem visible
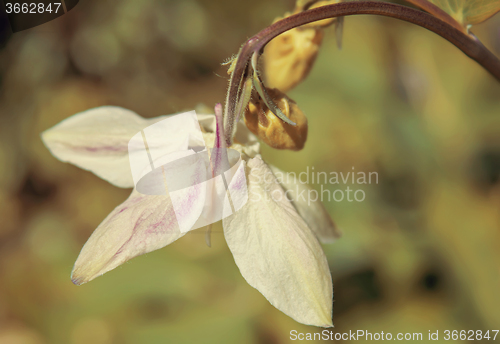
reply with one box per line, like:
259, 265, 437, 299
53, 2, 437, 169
224, 1, 500, 144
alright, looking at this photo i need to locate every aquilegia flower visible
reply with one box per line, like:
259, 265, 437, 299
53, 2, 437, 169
41, 104, 340, 327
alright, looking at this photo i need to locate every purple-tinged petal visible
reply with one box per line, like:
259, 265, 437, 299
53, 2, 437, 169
71, 188, 184, 285
41, 106, 169, 188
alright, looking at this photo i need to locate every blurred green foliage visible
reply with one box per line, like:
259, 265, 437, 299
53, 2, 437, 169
0, 0, 499, 343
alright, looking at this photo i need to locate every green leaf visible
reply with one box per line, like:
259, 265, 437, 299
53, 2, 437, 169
463, 0, 500, 25
427, 0, 500, 26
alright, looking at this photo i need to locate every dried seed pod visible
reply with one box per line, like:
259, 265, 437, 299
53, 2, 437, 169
262, 25, 323, 93
244, 88, 308, 151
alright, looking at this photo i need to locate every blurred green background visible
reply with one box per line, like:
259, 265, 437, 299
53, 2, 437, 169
0, 0, 499, 343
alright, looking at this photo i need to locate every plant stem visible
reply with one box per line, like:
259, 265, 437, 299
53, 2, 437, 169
225, 1, 500, 143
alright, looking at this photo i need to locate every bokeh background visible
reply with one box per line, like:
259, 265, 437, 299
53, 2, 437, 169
1, 0, 499, 343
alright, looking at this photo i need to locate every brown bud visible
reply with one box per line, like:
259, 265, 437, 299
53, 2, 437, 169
262, 26, 323, 93
244, 88, 308, 151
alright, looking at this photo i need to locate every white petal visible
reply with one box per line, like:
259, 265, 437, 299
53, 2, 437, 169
196, 113, 216, 133
71, 189, 184, 285
191, 108, 260, 158
41, 106, 168, 188
269, 165, 341, 243
193, 105, 217, 147
163, 153, 208, 233
232, 121, 260, 158
223, 157, 333, 327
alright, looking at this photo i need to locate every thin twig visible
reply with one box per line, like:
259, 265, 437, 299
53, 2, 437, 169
224, 1, 500, 144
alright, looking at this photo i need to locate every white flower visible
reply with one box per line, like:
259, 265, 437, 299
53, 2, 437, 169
41, 105, 341, 327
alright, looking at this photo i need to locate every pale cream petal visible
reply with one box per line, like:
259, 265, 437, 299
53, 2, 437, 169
232, 121, 260, 158
41, 106, 168, 188
196, 113, 216, 133
223, 156, 333, 327
71, 189, 184, 285
270, 165, 341, 243
192, 107, 260, 157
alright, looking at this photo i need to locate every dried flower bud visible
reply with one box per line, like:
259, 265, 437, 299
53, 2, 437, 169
262, 25, 323, 93
244, 88, 308, 151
